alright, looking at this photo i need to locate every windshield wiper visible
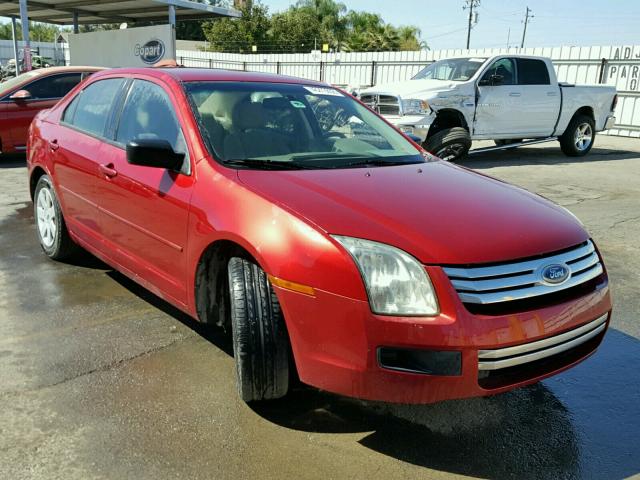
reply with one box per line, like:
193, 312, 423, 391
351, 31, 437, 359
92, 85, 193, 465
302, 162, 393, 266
337, 158, 424, 168
222, 158, 322, 170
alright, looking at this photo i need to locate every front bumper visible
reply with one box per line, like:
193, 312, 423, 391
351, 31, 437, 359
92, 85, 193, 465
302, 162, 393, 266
385, 113, 435, 143
604, 115, 616, 130
274, 266, 611, 404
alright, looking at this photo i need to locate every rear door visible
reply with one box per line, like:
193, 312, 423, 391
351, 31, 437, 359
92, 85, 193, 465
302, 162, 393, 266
6, 72, 84, 150
515, 58, 561, 136
96, 78, 194, 305
54, 77, 127, 247
474, 57, 524, 136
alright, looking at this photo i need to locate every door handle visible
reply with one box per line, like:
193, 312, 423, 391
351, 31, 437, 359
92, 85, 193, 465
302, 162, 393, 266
547, 91, 558, 96
99, 163, 118, 178
509, 92, 521, 97
49, 139, 59, 151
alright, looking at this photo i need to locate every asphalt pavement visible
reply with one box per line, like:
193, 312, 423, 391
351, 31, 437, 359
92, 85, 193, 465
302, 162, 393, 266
1, 135, 639, 480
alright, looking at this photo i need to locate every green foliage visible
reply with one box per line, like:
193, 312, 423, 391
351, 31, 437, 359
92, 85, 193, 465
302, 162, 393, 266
202, 0, 425, 53
0, 21, 61, 42
202, 0, 270, 53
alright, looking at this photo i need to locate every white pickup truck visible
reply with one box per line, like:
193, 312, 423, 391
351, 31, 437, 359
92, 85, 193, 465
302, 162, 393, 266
358, 55, 617, 161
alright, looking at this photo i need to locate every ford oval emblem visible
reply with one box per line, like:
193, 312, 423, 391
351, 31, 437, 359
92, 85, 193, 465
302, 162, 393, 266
135, 39, 165, 65
541, 263, 570, 285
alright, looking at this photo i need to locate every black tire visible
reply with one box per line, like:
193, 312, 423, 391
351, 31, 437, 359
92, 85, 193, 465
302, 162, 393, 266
33, 175, 78, 260
560, 114, 596, 157
424, 127, 472, 161
228, 257, 289, 402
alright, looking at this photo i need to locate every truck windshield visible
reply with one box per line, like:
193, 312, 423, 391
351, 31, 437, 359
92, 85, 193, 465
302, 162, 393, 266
413, 57, 487, 81
185, 81, 424, 170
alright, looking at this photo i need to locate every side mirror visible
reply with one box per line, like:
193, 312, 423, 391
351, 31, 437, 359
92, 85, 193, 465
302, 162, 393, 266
478, 74, 504, 87
9, 89, 32, 100
126, 139, 184, 170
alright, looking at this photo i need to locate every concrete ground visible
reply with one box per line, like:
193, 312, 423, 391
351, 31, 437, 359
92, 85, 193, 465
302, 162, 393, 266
1, 135, 639, 480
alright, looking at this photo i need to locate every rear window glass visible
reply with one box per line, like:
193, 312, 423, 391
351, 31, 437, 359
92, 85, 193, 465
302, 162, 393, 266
517, 59, 551, 85
64, 78, 124, 137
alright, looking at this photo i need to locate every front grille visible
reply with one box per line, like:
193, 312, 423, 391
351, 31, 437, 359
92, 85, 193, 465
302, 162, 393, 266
360, 94, 401, 115
443, 240, 603, 306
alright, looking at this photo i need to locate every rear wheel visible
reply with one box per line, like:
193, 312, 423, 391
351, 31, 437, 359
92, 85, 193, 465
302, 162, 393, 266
424, 127, 472, 162
228, 257, 289, 402
33, 175, 78, 260
560, 114, 595, 156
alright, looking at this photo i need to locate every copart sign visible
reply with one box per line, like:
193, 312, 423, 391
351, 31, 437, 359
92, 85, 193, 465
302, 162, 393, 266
68, 24, 174, 67
135, 39, 166, 64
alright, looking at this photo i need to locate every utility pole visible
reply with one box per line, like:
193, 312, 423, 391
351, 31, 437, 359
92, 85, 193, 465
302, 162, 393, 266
521, 6, 533, 49
463, 0, 480, 49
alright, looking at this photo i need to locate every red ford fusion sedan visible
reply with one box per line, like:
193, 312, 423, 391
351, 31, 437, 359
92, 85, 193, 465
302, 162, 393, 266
27, 67, 611, 404
1, 66, 102, 154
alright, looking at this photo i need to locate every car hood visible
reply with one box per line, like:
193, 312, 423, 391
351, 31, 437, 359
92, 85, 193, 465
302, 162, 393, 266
361, 79, 459, 98
237, 161, 588, 265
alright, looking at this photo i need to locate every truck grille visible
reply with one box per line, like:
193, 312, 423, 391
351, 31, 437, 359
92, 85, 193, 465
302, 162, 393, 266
443, 240, 603, 306
360, 94, 401, 115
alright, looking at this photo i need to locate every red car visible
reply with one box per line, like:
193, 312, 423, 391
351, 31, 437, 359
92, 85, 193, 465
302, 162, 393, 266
0, 66, 101, 154
27, 67, 612, 404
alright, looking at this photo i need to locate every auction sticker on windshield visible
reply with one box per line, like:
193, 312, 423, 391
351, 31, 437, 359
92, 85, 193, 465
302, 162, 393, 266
304, 86, 344, 96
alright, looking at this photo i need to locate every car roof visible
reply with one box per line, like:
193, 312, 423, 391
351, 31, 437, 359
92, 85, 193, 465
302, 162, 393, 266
92, 67, 327, 86
31, 66, 105, 76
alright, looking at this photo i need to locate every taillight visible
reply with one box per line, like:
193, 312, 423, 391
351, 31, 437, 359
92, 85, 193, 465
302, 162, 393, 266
611, 94, 618, 111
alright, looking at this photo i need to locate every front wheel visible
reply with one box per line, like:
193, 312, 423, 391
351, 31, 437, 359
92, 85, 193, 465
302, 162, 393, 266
424, 127, 472, 162
228, 257, 290, 402
560, 114, 595, 156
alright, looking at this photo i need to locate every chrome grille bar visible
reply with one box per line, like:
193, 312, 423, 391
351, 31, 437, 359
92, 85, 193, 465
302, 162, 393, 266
443, 241, 603, 305
359, 93, 401, 116
478, 313, 607, 370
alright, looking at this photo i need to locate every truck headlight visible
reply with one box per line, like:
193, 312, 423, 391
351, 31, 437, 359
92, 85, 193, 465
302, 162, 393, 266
401, 99, 431, 116
332, 236, 439, 316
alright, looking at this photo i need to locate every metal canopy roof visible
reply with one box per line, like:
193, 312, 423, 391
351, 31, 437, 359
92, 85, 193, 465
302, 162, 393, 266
0, 0, 241, 25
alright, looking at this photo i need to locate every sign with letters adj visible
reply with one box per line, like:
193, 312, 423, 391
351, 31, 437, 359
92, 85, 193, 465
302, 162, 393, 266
68, 25, 175, 68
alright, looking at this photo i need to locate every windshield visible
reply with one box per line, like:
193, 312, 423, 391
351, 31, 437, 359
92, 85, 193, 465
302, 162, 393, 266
0, 70, 40, 97
413, 57, 487, 81
185, 81, 424, 170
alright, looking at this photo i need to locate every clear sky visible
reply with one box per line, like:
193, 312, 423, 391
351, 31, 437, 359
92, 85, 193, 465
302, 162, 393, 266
264, 0, 640, 50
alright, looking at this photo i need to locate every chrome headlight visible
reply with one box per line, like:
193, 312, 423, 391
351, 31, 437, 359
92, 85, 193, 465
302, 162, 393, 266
401, 99, 431, 116
332, 236, 439, 316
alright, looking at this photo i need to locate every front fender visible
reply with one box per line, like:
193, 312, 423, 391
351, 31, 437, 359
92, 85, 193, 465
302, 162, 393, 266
185, 159, 367, 315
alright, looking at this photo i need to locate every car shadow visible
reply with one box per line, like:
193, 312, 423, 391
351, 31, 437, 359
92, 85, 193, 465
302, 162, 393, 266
0, 153, 26, 168
458, 143, 638, 169
105, 261, 640, 479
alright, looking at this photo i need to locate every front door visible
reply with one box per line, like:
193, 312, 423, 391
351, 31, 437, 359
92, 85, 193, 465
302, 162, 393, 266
474, 58, 523, 136
96, 78, 194, 305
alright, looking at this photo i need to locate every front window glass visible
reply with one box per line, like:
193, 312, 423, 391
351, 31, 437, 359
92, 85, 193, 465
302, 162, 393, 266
24, 73, 82, 99
480, 58, 517, 85
185, 81, 423, 170
0, 70, 41, 98
413, 58, 487, 81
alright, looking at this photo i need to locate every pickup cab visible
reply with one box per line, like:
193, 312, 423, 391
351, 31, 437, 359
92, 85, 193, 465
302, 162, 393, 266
359, 55, 617, 161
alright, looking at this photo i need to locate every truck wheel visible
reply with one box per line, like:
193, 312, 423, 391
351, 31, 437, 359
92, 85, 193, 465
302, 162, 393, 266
424, 127, 471, 161
228, 257, 289, 402
560, 115, 595, 156
34, 175, 78, 260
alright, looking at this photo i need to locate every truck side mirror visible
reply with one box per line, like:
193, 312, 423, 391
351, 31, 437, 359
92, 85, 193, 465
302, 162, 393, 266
478, 74, 504, 87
